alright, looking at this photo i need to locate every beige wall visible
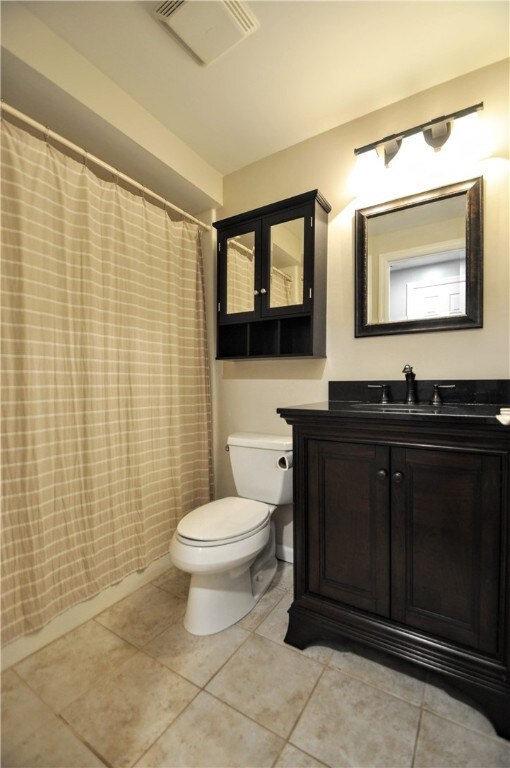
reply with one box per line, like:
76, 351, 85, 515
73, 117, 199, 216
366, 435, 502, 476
211, 60, 510, 498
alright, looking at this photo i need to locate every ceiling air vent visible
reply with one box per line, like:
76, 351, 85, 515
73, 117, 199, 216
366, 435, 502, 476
153, 0, 260, 65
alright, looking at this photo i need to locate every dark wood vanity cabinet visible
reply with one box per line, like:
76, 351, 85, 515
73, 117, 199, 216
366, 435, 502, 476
213, 190, 330, 359
278, 410, 510, 739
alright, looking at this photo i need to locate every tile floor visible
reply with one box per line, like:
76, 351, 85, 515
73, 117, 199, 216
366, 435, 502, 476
2, 560, 510, 768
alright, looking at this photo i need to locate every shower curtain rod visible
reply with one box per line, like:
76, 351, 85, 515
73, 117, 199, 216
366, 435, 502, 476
0, 101, 211, 231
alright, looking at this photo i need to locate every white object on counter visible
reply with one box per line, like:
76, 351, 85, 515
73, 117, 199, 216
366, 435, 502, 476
497, 408, 510, 425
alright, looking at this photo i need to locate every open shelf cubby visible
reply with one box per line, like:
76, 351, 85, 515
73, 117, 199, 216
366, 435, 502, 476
217, 316, 323, 359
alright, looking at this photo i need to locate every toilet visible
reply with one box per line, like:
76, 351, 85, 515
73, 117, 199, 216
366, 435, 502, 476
170, 432, 293, 635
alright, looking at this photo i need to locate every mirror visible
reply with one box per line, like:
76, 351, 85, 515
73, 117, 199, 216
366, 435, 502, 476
355, 177, 483, 336
226, 230, 255, 314
269, 217, 304, 308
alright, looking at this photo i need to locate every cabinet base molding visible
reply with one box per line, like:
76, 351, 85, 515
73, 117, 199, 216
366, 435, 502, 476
285, 598, 510, 740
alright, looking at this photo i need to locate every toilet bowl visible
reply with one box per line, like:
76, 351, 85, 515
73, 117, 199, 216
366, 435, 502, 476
170, 433, 292, 635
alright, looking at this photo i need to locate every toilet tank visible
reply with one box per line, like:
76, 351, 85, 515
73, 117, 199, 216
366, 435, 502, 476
227, 432, 293, 505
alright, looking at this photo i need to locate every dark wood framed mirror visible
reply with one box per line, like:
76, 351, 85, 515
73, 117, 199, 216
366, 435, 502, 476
355, 177, 483, 337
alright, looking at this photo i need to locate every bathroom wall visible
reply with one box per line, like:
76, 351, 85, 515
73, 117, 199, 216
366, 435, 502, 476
211, 59, 510, 500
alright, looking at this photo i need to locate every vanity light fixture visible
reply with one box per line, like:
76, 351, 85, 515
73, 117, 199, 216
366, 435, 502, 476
354, 102, 483, 166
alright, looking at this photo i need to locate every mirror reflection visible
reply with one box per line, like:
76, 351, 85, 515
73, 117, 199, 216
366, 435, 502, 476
367, 196, 466, 324
226, 231, 255, 314
355, 178, 483, 336
269, 217, 304, 308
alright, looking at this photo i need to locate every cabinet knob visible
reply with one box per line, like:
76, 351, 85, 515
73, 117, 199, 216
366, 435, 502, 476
254, 289, 259, 296
376, 469, 388, 480
260, 288, 267, 295
392, 471, 404, 484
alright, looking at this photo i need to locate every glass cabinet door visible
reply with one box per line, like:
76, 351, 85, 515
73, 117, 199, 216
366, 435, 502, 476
269, 217, 305, 308
262, 205, 311, 317
225, 230, 256, 315
218, 221, 261, 323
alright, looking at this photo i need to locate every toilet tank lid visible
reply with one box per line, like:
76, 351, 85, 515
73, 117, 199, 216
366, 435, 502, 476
228, 432, 292, 451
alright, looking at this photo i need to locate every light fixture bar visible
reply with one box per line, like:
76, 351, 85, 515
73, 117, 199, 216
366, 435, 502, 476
354, 102, 483, 157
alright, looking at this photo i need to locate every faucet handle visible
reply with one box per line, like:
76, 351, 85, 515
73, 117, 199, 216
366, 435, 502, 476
431, 384, 456, 406
368, 384, 391, 404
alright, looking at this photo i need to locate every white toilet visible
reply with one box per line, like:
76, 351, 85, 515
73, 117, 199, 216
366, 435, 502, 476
170, 432, 293, 635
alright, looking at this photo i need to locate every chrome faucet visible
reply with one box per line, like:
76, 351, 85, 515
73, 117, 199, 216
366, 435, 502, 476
402, 364, 417, 404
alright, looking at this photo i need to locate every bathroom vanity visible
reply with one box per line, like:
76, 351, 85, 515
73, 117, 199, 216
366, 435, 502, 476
278, 380, 510, 739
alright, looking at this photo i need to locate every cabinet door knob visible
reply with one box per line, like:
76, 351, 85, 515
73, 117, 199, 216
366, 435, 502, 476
392, 471, 404, 484
260, 288, 267, 295
254, 289, 259, 296
376, 469, 388, 480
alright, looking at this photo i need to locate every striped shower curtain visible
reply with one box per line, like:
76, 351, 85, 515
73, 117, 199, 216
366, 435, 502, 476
1, 118, 213, 645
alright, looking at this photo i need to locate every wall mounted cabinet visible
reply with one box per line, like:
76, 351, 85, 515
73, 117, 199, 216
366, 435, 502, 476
213, 190, 330, 359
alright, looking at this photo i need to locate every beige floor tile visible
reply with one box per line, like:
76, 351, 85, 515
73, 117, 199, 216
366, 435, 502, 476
274, 743, 328, 767
1, 670, 55, 757
422, 675, 497, 736
272, 560, 294, 592
256, 592, 334, 664
151, 565, 191, 599
327, 640, 425, 705
135, 691, 284, 767
290, 666, 420, 767
236, 585, 287, 631
14, 620, 136, 712
144, 621, 249, 686
414, 711, 510, 767
96, 583, 186, 647
2, 716, 106, 768
206, 634, 323, 738
62, 651, 198, 767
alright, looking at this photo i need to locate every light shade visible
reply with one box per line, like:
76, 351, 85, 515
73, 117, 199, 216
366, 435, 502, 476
376, 138, 402, 167
422, 120, 452, 151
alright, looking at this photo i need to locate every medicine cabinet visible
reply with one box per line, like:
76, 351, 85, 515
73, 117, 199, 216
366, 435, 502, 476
213, 190, 330, 359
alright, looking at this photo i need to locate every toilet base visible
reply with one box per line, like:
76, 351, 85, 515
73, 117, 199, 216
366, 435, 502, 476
183, 524, 277, 635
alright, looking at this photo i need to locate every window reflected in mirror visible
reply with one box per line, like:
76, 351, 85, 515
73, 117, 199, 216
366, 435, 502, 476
269, 217, 304, 308
367, 195, 466, 324
226, 231, 255, 314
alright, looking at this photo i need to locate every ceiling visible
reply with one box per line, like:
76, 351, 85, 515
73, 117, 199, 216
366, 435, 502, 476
2, 1, 509, 210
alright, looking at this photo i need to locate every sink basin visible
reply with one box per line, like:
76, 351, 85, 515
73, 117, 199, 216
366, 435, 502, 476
349, 403, 467, 414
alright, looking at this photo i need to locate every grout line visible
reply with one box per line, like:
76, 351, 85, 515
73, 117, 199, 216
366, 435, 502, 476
285, 663, 328, 750
411, 708, 423, 768
56, 712, 113, 768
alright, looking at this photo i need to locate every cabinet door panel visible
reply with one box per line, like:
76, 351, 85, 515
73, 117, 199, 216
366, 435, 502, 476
308, 440, 390, 615
391, 447, 501, 654
261, 204, 312, 317
218, 220, 261, 324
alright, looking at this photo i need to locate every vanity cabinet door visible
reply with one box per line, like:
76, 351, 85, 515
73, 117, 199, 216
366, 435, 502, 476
307, 439, 391, 616
390, 446, 502, 655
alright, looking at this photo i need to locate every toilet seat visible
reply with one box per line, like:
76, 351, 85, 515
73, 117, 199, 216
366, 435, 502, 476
176, 497, 273, 548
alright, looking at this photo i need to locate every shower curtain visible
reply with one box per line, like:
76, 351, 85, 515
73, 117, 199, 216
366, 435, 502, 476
1, 119, 213, 645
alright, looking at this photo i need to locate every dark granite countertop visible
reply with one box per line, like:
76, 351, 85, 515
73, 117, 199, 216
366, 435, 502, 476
277, 400, 509, 424
277, 380, 510, 425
